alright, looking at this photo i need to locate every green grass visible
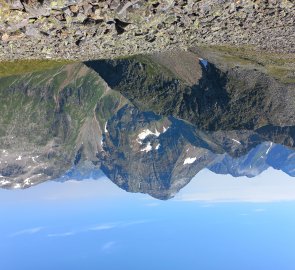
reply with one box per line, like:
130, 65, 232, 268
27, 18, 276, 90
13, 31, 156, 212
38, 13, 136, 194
197, 44, 295, 83
0, 59, 75, 78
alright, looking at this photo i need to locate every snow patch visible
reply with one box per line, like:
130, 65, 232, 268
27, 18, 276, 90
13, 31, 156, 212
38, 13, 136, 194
13, 183, 22, 189
154, 129, 160, 137
138, 129, 160, 140
104, 122, 108, 133
24, 178, 32, 185
138, 129, 153, 140
183, 157, 197, 165
141, 142, 152, 153
31, 156, 39, 163
266, 142, 273, 155
163, 126, 169, 133
0, 180, 10, 186
155, 144, 160, 150
199, 58, 208, 68
231, 139, 241, 145
16, 155, 22, 161
23, 174, 38, 185
23, 174, 41, 185
136, 138, 143, 145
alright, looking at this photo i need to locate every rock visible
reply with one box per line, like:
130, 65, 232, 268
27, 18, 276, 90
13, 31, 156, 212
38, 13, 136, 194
9, 0, 24, 11
69, 5, 79, 13
91, 9, 104, 20
1, 33, 9, 42
0, 0, 294, 61
77, 12, 87, 23
23, 3, 51, 17
25, 25, 40, 37
82, 3, 93, 15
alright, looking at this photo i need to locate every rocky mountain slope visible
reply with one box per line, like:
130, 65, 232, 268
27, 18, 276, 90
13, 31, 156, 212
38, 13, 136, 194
86, 50, 295, 134
0, 50, 295, 199
0, 62, 129, 188
96, 104, 295, 199
0, 0, 294, 61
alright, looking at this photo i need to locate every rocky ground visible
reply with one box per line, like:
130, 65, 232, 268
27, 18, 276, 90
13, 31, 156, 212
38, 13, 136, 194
0, 0, 294, 61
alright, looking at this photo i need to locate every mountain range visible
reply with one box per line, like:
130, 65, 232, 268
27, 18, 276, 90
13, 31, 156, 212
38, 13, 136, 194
0, 49, 294, 199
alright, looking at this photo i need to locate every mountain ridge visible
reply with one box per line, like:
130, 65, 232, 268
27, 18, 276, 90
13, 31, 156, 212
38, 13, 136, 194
0, 50, 295, 199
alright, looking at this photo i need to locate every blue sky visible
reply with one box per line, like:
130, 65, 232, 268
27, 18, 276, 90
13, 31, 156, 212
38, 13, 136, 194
1, 168, 295, 270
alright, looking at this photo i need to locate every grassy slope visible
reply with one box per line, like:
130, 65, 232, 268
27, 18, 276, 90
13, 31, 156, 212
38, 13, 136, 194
0, 60, 74, 78
0, 60, 132, 159
0, 63, 102, 150
194, 45, 295, 84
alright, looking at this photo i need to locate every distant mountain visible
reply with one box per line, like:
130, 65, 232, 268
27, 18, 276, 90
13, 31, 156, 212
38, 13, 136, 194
96, 105, 295, 199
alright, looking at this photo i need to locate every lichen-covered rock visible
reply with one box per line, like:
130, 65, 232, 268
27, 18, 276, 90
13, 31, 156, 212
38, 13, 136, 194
0, 0, 294, 61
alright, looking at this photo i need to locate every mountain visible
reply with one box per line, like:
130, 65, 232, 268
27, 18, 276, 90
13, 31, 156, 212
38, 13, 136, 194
85, 50, 295, 133
0, 50, 295, 199
0, 62, 128, 188
95, 105, 295, 199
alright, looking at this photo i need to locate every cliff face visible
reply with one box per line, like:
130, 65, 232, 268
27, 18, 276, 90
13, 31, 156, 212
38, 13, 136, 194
0, 50, 295, 199
0, 0, 294, 61
86, 50, 295, 134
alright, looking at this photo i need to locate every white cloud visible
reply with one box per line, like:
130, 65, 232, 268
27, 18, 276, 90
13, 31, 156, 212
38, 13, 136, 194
47, 231, 76, 237
46, 220, 150, 238
90, 220, 149, 231
9, 227, 43, 237
120, 220, 149, 227
101, 241, 115, 252
89, 223, 117, 231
